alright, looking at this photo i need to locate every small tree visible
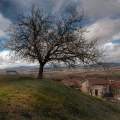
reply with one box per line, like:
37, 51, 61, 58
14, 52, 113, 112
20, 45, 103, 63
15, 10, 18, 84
97, 62, 112, 80
7, 7, 100, 79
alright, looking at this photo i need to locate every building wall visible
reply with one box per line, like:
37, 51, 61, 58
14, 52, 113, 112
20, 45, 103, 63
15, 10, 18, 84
81, 81, 106, 97
81, 80, 120, 100
112, 88, 120, 100
90, 85, 106, 97
81, 80, 89, 93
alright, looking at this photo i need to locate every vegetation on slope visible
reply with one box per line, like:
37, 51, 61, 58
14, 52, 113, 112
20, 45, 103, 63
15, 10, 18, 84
0, 76, 119, 120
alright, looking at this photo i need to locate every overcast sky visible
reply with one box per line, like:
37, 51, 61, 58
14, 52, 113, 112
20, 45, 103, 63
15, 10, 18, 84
0, 0, 120, 68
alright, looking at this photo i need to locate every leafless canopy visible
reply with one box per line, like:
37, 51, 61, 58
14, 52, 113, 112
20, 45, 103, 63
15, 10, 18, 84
7, 7, 100, 78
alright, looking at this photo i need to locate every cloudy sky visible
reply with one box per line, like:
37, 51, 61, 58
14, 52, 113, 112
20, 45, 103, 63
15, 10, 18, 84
0, 0, 120, 68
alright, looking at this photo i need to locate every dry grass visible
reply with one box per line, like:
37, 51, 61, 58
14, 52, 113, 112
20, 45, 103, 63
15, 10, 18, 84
44, 69, 120, 81
0, 75, 118, 120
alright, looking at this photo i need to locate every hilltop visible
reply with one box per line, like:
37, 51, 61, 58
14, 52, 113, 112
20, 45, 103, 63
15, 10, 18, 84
0, 76, 119, 120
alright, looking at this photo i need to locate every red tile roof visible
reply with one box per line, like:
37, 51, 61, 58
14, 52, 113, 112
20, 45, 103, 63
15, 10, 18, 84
111, 82, 120, 88
88, 79, 109, 86
87, 79, 120, 88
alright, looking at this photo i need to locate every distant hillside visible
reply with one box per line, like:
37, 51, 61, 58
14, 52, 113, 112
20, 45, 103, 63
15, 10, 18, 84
85, 62, 120, 68
0, 76, 119, 120
0, 62, 120, 75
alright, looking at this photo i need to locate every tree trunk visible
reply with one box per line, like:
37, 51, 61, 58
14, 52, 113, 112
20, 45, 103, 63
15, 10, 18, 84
38, 63, 44, 79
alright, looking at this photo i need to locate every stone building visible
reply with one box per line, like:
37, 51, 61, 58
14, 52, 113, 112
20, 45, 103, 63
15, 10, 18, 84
81, 79, 120, 100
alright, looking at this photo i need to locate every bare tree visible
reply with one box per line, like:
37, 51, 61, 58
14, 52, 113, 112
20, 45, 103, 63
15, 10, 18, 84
7, 7, 100, 79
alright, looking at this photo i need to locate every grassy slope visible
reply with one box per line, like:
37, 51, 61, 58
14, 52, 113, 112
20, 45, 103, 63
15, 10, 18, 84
0, 76, 119, 120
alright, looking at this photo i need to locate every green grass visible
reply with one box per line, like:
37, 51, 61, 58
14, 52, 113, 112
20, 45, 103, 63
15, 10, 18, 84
112, 72, 120, 78
0, 75, 119, 120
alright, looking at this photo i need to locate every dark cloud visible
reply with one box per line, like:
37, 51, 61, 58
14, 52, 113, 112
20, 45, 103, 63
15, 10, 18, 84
0, 0, 81, 21
0, 0, 18, 20
0, 0, 53, 20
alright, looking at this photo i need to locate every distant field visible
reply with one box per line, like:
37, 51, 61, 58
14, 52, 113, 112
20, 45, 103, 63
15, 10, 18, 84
0, 75, 119, 120
44, 69, 120, 81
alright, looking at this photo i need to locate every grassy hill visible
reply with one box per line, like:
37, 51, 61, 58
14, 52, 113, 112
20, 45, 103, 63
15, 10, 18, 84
0, 76, 119, 120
